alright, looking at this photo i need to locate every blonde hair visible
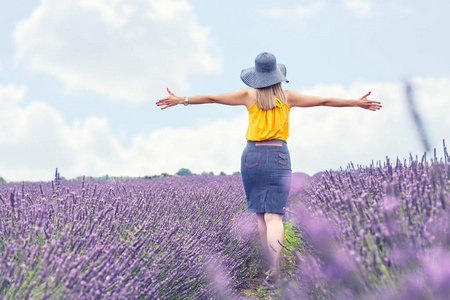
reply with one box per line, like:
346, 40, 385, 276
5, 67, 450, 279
255, 83, 286, 110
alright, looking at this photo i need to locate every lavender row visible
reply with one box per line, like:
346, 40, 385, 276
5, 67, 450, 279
284, 154, 450, 299
0, 175, 258, 299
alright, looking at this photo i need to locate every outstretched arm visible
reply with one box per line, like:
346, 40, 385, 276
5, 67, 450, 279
156, 88, 253, 110
286, 90, 382, 111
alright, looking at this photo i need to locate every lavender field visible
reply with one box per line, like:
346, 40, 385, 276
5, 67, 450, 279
285, 153, 450, 299
1, 149, 449, 299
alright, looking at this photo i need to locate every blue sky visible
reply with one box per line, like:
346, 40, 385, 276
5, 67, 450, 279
1, 0, 449, 181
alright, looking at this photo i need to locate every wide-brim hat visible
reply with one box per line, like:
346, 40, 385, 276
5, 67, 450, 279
240, 52, 289, 88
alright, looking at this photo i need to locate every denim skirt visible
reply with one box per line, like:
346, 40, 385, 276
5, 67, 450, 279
240, 139, 292, 215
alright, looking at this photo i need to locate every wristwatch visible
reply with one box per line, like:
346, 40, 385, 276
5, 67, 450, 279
183, 96, 188, 106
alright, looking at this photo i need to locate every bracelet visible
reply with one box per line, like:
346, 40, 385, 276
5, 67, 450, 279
183, 96, 188, 106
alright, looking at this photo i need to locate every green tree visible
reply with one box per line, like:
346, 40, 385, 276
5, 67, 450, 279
101, 174, 110, 180
201, 171, 214, 176
176, 168, 193, 176
0, 177, 6, 184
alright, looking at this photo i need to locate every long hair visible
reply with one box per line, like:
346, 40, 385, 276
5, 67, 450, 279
255, 82, 286, 110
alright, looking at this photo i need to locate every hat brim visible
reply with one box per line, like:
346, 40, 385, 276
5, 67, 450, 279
240, 64, 289, 88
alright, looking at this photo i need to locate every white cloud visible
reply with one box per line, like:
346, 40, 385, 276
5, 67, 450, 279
125, 115, 248, 176
344, 0, 373, 18
413, 76, 450, 142
287, 77, 450, 174
0, 82, 246, 181
262, 1, 326, 23
0, 83, 127, 181
13, 0, 221, 102
1, 77, 449, 182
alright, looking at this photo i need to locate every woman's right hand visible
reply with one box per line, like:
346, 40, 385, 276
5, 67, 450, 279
358, 91, 382, 111
156, 88, 184, 110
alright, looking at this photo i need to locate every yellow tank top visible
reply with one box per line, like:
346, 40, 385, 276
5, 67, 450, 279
245, 97, 290, 141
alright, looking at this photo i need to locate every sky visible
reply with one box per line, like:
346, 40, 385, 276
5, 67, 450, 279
0, 0, 449, 182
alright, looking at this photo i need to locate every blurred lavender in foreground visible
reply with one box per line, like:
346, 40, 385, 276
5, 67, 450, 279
405, 81, 431, 152
204, 255, 234, 300
282, 145, 449, 299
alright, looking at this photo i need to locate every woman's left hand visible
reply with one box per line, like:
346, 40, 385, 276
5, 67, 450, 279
156, 88, 184, 110
358, 91, 382, 111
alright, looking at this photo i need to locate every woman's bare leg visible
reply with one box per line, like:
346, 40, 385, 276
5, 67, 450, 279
256, 213, 269, 266
256, 213, 267, 244
264, 213, 284, 270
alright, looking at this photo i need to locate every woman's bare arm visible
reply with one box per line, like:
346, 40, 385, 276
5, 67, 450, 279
156, 88, 254, 110
285, 90, 382, 111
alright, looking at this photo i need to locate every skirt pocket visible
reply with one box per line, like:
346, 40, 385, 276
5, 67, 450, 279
278, 153, 289, 166
244, 151, 261, 168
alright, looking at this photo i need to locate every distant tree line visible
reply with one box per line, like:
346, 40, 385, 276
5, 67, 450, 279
143, 168, 241, 178
174, 168, 241, 177
0, 169, 241, 183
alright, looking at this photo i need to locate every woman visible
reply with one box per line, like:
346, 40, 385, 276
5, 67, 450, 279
156, 52, 382, 283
